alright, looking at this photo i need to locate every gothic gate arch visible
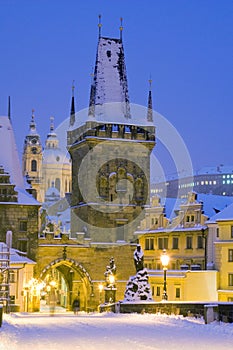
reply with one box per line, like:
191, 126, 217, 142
39, 258, 94, 311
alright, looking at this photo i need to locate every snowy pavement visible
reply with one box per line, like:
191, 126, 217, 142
0, 312, 233, 350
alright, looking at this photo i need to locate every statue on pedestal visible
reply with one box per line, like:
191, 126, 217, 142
134, 244, 144, 272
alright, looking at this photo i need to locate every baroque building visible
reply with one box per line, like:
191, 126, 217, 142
23, 114, 71, 203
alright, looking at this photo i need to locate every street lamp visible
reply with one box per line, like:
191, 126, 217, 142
160, 249, 169, 301
98, 283, 104, 304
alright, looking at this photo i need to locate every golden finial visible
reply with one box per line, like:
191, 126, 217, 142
148, 74, 153, 90
98, 14, 102, 38
119, 17, 123, 40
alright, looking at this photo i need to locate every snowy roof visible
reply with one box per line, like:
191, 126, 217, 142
0, 116, 24, 188
90, 37, 130, 118
159, 193, 233, 221
10, 248, 36, 265
207, 202, 233, 223
0, 116, 40, 206
68, 34, 155, 131
0, 242, 35, 264
43, 148, 70, 165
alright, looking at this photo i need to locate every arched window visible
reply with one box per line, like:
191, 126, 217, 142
31, 160, 37, 172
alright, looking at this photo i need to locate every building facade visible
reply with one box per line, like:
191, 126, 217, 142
151, 165, 233, 198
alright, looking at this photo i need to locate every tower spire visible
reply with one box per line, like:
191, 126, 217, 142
98, 14, 102, 39
147, 78, 153, 122
8, 96, 11, 121
50, 116, 54, 132
119, 17, 123, 41
29, 108, 37, 133
69, 80, 76, 126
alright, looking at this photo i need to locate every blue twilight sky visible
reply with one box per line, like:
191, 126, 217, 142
0, 0, 232, 175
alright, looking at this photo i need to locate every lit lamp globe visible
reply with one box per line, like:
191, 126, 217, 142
160, 249, 169, 301
160, 249, 169, 269
98, 284, 104, 293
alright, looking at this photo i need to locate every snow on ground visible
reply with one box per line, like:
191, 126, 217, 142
1, 312, 233, 350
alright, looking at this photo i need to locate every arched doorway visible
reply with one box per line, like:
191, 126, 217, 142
39, 258, 94, 312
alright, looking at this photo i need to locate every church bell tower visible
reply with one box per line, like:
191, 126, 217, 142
23, 110, 43, 201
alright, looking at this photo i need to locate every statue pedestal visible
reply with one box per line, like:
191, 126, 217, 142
104, 287, 117, 303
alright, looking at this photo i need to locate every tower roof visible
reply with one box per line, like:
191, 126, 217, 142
0, 116, 24, 189
89, 34, 130, 119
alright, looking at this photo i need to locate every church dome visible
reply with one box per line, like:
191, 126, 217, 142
42, 148, 70, 165
45, 185, 60, 203
43, 116, 71, 166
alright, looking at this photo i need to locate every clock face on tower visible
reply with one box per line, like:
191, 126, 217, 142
31, 147, 37, 154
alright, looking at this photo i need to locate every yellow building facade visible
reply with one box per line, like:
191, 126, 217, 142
207, 203, 233, 301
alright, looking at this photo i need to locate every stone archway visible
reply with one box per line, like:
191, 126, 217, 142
40, 258, 94, 311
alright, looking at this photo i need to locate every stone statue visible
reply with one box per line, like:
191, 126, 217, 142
134, 244, 144, 272
104, 257, 116, 287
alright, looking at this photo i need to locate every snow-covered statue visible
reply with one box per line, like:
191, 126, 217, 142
134, 244, 144, 272
104, 257, 116, 288
123, 244, 153, 302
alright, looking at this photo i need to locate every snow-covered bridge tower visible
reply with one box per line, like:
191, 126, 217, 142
68, 19, 155, 242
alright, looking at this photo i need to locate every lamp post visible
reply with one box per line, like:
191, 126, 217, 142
160, 249, 169, 301
98, 283, 104, 304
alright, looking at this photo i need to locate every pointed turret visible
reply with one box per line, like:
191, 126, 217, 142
147, 79, 153, 122
8, 96, 11, 121
88, 15, 131, 119
69, 82, 76, 127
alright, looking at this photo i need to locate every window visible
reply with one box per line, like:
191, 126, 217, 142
19, 221, 27, 232
186, 216, 190, 222
186, 236, 193, 249
156, 286, 160, 296
231, 226, 233, 239
216, 228, 219, 238
9, 271, 16, 283
228, 273, 233, 286
197, 235, 203, 249
158, 237, 168, 250
31, 159, 37, 172
228, 249, 233, 262
145, 238, 154, 250
18, 240, 27, 252
152, 286, 154, 296
172, 237, 179, 250
175, 288, 180, 298
191, 215, 195, 222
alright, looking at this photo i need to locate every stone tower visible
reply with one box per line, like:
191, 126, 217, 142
68, 21, 155, 242
22, 110, 43, 201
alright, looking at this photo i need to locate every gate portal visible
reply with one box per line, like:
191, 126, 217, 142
40, 258, 94, 311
